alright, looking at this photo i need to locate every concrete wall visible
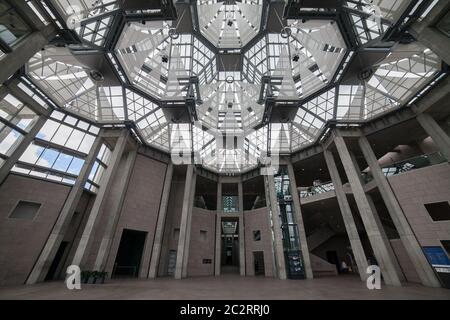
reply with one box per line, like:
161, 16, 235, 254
187, 207, 216, 277
388, 163, 450, 249
244, 207, 274, 277
104, 154, 167, 277
0, 174, 92, 285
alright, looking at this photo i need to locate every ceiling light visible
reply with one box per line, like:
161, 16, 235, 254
89, 70, 104, 83
226, 76, 234, 84
168, 27, 179, 39
292, 54, 300, 62
280, 26, 292, 39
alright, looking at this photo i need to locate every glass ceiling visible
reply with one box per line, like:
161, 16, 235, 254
19, 0, 445, 173
196, 0, 263, 50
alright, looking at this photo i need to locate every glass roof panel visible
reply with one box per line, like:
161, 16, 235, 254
346, 0, 411, 24
19, 1, 445, 174
197, 0, 263, 49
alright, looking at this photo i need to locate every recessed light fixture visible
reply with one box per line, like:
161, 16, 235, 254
89, 70, 104, 83
226, 76, 234, 84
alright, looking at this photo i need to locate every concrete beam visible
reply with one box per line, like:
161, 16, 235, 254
366, 193, 406, 283
174, 165, 194, 279
93, 146, 138, 272
411, 77, 450, 116
359, 135, 441, 287
323, 149, 369, 281
71, 130, 129, 268
287, 161, 313, 279
6, 81, 50, 116
148, 163, 174, 279
26, 133, 103, 284
410, 22, 450, 66
215, 182, 222, 276
0, 29, 53, 84
238, 181, 245, 276
334, 134, 402, 286
181, 170, 197, 278
0, 115, 47, 186
416, 113, 450, 161
291, 144, 324, 164
362, 107, 417, 136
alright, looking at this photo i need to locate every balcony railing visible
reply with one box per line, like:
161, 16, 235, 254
300, 152, 447, 199
300, 181, 335, 198
251, 198, 266, 210
363, 151, 447, 183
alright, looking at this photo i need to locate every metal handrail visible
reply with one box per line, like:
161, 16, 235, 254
300, 181, 335, 198
111, 265, 137, 278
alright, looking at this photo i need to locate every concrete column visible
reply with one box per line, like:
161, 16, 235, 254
93, 147, 138, 271
334, 134, 402, 286
215, 181, 222, 276
148, 163, 174, 279
11, 1, 49, 32
26, 133, 103, 284
174, 165, 194, 279
0, 115, 47, 186
266, 174, 287, 280
0, 31, 51, 84
411, 23, 450, 66
287, 161, 313, 279
417, 113, 450, 162
71, 130, 129, 268
238, 181, 245, 276
359, 135, 441, 287
323, 149, 369, 281
181, 170, 196, 278
366, 193, 406, 283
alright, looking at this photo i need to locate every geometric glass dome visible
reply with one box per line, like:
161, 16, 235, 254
23, 0, 445, 173
196, 0, 263, 49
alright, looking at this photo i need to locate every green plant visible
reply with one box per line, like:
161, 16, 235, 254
81, 271, 90, 283
80, 270, 108, 284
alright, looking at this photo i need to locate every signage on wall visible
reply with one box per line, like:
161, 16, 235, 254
423, 246, 450, 288
422, 246, 450, 267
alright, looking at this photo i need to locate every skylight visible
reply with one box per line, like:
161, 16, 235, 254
14, 0, 445, 174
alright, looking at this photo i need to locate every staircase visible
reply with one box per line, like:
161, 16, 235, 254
309, 254, 339, 277
307, 225, 339, 277
307, 225, 335, 251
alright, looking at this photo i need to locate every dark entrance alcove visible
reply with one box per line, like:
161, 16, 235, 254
112, 229, 147, 278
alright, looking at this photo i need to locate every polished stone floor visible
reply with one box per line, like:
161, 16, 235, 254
1, 275, 449, 300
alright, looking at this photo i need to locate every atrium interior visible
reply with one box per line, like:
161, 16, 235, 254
0, 0, 450, 299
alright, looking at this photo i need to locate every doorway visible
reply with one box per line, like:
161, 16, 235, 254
45, 241, 69, 281
326, 250, 340, 274
221, 219, 240, 274
253, 251, 265, 276
167, 250, 177, 276
112, 229, 147, 278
